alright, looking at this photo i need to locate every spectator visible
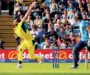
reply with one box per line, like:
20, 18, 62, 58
58, 27, 65, 39
43, 38, 51, 49
40, 33, 47, 44
68, 12, 77, 26
61, 10, 68, 24
26, 16, 33, 30
60, 39, 67, 49
68, 9, 75, 19
51, 41, 59, 49
43, 0, 51, 6
53, 13, 60, 24
87, 4, 90, 19
14, 2, 22, 16
26, 16, 34, 28
42, 8, 50, 21
47, 22, 53, 32
81, 0, 88, 11
43, 13, 52, 31
37, 26, 45, 43
40, 34, 47, 48
82, 12, 88, 20
47, 27, 58, 40
86, 0, 90, 3
49, 0, 58, 18
67, 1, 76, 12
13, 0, 90, 49
34, 14, 42, 27
58, 0, 66, 14
30, 25, 38, 38
14, 0, 27, 18
14, 10, 23, 19
0, 39, 5, 49
54, 19, 61, 32
64, 24, 71, 37
31, 1, 42, 18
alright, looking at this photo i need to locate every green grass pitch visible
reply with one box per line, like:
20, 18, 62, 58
0, 63, 90, 75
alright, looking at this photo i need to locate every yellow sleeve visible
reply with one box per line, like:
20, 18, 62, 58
14, 21, 34, 40
14, 21, 23, 36
17, 21, 23, 28
14, 21, 22, 30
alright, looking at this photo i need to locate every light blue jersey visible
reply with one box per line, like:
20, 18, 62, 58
78, 20, 89, 41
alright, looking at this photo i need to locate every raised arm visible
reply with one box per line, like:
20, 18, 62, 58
22, 3, 35, 22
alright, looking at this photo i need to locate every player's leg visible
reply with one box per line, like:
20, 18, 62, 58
17, 40, 26, 68
26, 40, 43, 63
87, 40, 90, 52
70, 41, 86, 69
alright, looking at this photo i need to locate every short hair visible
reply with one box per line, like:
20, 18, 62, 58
75, 13, 83, 20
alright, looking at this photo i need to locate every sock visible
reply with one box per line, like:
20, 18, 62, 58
19, 61, 22, 64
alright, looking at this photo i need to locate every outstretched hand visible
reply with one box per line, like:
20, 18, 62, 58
21, 2, 36, 22
29, 2, 36, 9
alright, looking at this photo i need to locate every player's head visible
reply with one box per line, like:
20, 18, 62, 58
12, 19, 20, 27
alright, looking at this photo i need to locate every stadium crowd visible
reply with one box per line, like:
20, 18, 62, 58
13, 0, 90, 49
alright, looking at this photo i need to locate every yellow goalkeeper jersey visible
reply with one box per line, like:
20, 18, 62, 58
14, 21, 34, 40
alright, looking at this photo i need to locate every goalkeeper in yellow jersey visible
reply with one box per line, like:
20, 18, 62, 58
12, 3, 43, 68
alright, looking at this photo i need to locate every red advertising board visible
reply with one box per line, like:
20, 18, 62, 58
0, 49, 90, 62
0, 49, 90, 60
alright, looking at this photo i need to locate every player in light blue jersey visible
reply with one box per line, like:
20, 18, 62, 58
70, 13, 90, 69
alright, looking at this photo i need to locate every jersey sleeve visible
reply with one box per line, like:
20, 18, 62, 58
84, 21, 89, 28
14, 21, 23, 33
17, 21, 23, 28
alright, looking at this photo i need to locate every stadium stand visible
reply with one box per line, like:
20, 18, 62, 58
0, 0, 43, 49
0, 0, 90, 49
0, 16, 18, 49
